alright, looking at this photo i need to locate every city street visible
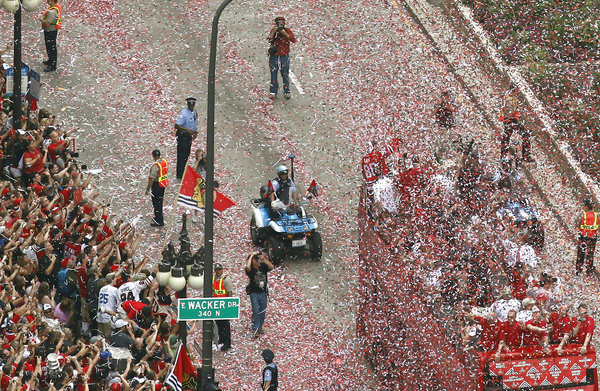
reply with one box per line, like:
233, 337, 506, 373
1, 0, 599, 389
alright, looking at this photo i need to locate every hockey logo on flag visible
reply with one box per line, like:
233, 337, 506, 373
164, 345, 197, 391
177, 166, 236, 217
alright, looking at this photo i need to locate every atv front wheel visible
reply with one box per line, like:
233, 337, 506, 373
308, 232, 322, 261
250, 216, 261, 245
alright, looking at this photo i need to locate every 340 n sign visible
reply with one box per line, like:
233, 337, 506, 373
178, 297, 240, 320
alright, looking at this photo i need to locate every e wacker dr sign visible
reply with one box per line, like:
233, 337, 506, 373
178, 297, 240, 320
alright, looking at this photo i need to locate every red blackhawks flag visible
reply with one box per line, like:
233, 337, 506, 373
164, 345, 197, 391
177, 166, 236, 217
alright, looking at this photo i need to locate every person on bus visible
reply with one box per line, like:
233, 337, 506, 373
522, 308, 550, 353
557, 303, 595, 355
494, 310, 523, 361
548, 305, 572, 344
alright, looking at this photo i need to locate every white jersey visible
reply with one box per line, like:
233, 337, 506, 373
118, 276, 153, 303
97, 285, 119, 323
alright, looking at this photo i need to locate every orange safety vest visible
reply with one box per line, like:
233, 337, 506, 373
580, 210, 599, 238
213, 276, 227, 297
150, 158, 169, 188
42, 4, 62, 30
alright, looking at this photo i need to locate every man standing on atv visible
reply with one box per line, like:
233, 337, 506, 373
270, 165, 298, 205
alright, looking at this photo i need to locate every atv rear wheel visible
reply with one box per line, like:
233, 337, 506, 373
308, 232, 322, 261
250, 216, 261, 245
267, 237, 285, 264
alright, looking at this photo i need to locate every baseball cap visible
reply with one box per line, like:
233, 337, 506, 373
43, 303, 52, 311
99, 351, 112, 361
262, 349, 274, 362
214, 263, 223, 270
113, 319, 128, 328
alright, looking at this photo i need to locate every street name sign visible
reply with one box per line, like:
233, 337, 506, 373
178, 297, 240, 320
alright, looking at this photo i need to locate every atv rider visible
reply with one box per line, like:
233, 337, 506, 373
270, 165, 299, 206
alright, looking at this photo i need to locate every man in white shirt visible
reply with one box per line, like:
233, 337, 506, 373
97, 273, 119, 337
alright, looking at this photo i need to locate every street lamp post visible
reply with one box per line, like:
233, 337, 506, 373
13, 5, 22, 129
201, 0, 234, 390
1, 0, 44, 129
157, 214, 205, 388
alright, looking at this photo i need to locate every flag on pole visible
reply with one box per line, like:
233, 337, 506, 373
164, 345, 197, 391
177, 166, 236, 217
307, 179, 320, 197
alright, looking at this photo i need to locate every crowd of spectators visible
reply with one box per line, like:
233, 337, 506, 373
360, 129, 594, 385
0, 68, 192, 391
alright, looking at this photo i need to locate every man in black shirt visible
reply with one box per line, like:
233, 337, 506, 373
110, 319, 134, 349
245, 252, 274, 338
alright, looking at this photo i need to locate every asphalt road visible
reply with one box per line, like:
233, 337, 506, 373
2, 0, 599, 389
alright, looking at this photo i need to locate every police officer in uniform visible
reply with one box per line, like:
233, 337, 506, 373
174, 97, 198, 179
213, 262, 233, 351
269, 165, 298, 205
576, 198, 599, 275
261, 349, 278, 391
146, 149, 169, 227
40, 0, 62, 72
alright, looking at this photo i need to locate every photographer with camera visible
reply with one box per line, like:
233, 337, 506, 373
245, 251, 274, 338
267, 16, 297, 100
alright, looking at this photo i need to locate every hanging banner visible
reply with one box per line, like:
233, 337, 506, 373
28, 69, 40, 101
5, 68, 13, 96
20, 63, 29, 94
4, 65, 30, 96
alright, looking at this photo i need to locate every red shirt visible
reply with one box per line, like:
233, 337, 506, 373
523, 319, 547, 346
77, 266, 88, 298
122, 300, 146, 319
65, 242, 81, 262
474, 316, 500, 351
507, 269, 527, 300
23, 149, 44, 174
96, 225, 113, 243
571, 315, 595, 344
498, 320, 523, 348
548, 313, 572, 342
362, 150, 390, 183
268, 28, 296, 56
47, 139, 67, 163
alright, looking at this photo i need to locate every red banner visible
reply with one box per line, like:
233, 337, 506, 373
485, 346, 597, 390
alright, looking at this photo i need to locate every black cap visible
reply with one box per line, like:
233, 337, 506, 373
152, 149, 161, 157
214, 262, 223, 270
185, 97, 197, 102
262, 349, 274, 362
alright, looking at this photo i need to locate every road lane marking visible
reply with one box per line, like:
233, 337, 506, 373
289, 71, 305, 94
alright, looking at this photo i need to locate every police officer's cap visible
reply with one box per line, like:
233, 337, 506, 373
262, 349, 275, 362
185, 97, 197, 102
152, 149, 161, 157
